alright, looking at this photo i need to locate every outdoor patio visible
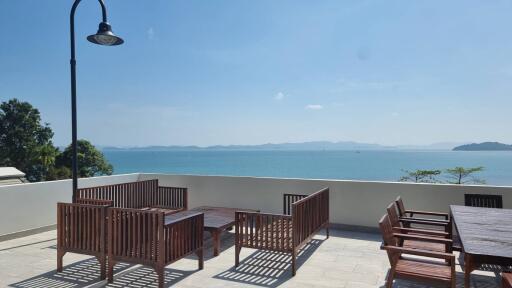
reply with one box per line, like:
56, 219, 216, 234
0, 228, 499, 288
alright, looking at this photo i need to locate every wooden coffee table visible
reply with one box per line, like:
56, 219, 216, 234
165, 206, 258, 256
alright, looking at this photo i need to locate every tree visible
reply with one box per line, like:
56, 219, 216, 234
0, 98, 55, 181
445, 166, 485, 185
399, 169, 441, 183
55, 139, 113, 178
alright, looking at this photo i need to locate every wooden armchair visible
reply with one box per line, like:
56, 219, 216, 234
379, 214, 456, 288
107, 208, 204, 288
235, 188, 329, 276
395, 196, 449, 223
386, 203, 452, 253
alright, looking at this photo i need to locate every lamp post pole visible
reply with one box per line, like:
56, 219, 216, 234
69, 0, 123, 203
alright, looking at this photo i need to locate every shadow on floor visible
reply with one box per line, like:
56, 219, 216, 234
9, 257, 132, 288
213, 238, 324, 287
380, 271, 500, 288
105, 266, 197, 288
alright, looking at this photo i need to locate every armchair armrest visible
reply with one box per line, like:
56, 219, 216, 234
383, 245, 455, 261
392, 227, 450, 238
405, 209, 449, 219
393, 233, 453, 245
399, 217, 449, 226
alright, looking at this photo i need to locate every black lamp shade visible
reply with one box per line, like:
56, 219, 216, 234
87, 22, 124, 46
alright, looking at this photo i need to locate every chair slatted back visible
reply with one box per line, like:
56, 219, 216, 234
395, 196, 406, 217
386, 203, 401, 228
465, 194, 503, 209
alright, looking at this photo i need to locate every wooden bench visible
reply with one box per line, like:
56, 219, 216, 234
234, 188, 329, 276
77, 179, 187, 213
107, 208, 204, 288
57, 202, 111, 279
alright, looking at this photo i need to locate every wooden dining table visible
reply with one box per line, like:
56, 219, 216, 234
450, 205, 512, 287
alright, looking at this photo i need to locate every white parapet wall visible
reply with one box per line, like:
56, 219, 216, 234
0, 173, 140, 237
1, 173, 512, 238
139, 173, 512, 230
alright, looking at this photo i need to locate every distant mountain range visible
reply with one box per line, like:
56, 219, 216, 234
453, 142, 512, 151
102, 141, 468, 152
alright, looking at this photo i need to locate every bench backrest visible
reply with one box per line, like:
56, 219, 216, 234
292, 187, 329, 249
77, 179, 187, 209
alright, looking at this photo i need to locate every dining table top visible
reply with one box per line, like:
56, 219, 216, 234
450, 205, 512, 258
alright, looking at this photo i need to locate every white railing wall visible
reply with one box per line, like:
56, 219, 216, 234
0, 173, 139, 236
1, 173, 512, 237
140, 173, 512, 229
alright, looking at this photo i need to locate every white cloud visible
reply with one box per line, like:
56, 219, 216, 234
147, 27, 155, 40
274, 92, 285, 101
305, 104, 323, 110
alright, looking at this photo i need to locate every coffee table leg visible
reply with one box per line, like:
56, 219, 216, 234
212, 230, 220, 257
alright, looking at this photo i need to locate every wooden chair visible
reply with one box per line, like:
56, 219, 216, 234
386, 203, 452, 253
395, 196, 449, 221
235, 188, 329, 276
379, 214, 456, 288
465, 194, 503, 208
57, 202, 111, 279
107, 208, 204, 288
503, 272, 512, 288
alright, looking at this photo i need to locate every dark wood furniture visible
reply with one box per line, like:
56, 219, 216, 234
503, 272, 512, 288
107, 208, 204, 288
464, 194, 503, 208
379, 214, 456, 288
166, 206, 258, 257
396, 196, 449, 221
235, 188, 329, 276
77, 179, 188, 213
450, 205, 512, 287
57, 202, 111, 279
386, 203, 452, 253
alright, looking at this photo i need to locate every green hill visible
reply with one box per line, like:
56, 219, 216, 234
453, 142, 512, 151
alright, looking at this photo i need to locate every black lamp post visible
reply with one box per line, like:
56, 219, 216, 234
70, 0, 123, 203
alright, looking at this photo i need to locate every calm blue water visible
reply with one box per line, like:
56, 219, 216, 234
104, 150, 512, 185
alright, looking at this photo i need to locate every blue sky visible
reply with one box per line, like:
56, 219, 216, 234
1, 0, 512, 147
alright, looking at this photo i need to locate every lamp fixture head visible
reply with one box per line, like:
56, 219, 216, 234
87, 22, 124, 46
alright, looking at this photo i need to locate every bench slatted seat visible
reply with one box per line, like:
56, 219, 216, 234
77, 179, 187, 213
107, 208, 204, 288
235, 188, 329, 276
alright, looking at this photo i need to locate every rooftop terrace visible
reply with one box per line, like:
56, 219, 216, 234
0, 229, 500, 288
0, 173, 510, 287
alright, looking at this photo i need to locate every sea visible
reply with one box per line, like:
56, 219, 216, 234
103, 150, 512, 186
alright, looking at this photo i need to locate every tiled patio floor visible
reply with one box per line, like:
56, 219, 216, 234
0, 229, 500, 287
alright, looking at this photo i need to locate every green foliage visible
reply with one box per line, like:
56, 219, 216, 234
0, 98, 113, 182
399, 169, 441, 183
445, 166, 485, 185
0, 99, 54, 181
55, 139, 113, 178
